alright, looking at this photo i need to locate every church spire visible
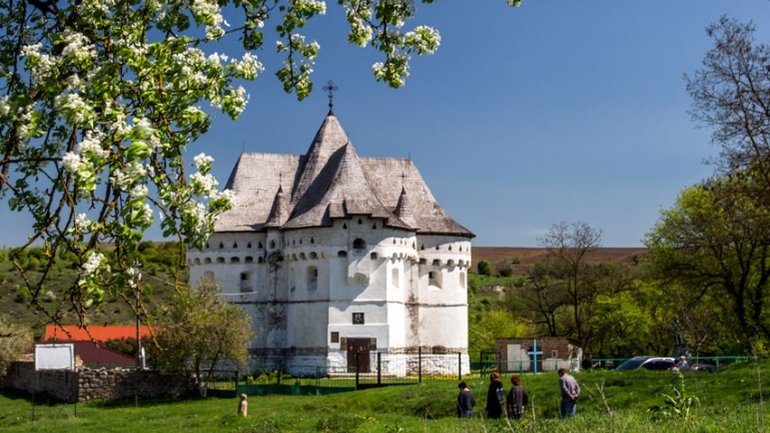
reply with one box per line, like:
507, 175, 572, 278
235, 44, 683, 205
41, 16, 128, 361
265, 184, 286, 228
394, 184, 417, 228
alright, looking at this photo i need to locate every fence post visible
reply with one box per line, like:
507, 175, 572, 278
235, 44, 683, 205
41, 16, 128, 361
418, 347, 423, 384
355, 352, 360, 389
458, 352, 462, 381
377, 352, 382, 385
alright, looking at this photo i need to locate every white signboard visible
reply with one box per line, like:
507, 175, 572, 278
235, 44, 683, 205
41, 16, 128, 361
35, 343, 75, 371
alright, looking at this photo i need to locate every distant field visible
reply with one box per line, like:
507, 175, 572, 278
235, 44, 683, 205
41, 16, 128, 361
1, 359, 767, 433
471, 247, 647, 271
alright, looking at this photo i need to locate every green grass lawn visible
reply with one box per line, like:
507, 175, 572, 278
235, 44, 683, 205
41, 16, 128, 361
1, 360, 768, 433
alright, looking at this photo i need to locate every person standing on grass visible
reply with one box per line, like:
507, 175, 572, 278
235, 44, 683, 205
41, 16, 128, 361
558, 368, 580, 419
238, 393, 248, 417
486, 372, 505, 419
456, 381, 476, 418
506, 375, 528, 421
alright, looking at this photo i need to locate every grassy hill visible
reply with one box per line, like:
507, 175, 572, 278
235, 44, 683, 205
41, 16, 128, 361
0, 243, 182, 337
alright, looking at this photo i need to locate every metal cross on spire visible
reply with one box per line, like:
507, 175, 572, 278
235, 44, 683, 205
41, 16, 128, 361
323, 80, 338, 113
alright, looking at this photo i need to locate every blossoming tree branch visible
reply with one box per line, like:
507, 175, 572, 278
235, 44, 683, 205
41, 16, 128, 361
0, 0, 521, 325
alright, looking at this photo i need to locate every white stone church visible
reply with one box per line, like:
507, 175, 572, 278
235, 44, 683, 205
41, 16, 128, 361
188, 109, 473, 375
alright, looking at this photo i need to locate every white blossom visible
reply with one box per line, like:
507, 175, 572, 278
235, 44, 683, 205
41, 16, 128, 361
75, 213, 91, 231
233, 52, 264, 80
193, 153, 214, 170
77, 130, 108, 159
82, 252, 104, 275
129, 184, 149, 198
61, 30, 97, 63
62, 152, 83, 173
190, 171, 219, 197
0, 97, 9, 117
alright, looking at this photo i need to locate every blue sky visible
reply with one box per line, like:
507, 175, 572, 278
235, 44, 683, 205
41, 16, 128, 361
3, 1, 770, 248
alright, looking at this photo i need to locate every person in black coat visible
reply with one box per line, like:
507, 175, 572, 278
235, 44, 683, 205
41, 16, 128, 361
485, 372, 504, 419
456, 381, 475, 418
506, 375, 528, 420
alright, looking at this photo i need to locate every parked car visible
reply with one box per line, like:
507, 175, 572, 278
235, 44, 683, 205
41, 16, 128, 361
688, 363, 717, 373
615, 356, 676, 371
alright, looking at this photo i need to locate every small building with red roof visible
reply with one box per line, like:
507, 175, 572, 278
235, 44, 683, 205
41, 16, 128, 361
43, 325, 152, 342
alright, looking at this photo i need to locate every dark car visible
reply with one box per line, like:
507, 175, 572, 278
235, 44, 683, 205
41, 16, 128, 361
615, 356, 676, 371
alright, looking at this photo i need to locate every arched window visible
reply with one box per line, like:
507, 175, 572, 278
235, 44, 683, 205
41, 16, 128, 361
194, 258, 201, 265
258, 257, 264, 264
391, 268, 400, 289
231, 257, 241, 263
219, 242, 224, 249
343, 223, 348, 229
233, 242, 238, 248
353, 238, 366, 250
247, 242, 252, 248
309, 252, 318, 260
204, 258, 212, 264
310, 237, 315, 244
307, 266, 318, 290
216, 257, 225, 264
370, 252, 378, 260
299, 252, 306, 260
337, 250, 348, 258
269, 240, 276, 249
258, 242, 263, 249
432, 259, 440, 266
245, 256, 254, 263
240, 272, 251, 292
372, 223, 377, 229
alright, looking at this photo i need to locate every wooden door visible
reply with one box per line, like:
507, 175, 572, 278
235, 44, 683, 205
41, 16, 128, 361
347, 338, 372, 373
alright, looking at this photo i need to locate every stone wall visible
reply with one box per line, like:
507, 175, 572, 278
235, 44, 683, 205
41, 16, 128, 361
3, 362, 195, 402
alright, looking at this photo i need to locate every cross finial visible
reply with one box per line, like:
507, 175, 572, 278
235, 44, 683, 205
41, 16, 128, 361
323, 80, 338, 114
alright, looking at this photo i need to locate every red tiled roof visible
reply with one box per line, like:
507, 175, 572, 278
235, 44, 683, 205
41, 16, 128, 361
67, 341, 137, 368
44, 325, 152, 342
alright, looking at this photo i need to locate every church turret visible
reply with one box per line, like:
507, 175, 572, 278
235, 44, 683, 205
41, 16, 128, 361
265, 185, 286, 228
291, 114, 350, 203
394, 186, 417, 228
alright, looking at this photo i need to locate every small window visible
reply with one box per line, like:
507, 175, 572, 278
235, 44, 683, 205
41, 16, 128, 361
309, 252, 318, 260
352, 312, 365, 325
299, 239, 303, 245
219, 242, 224, 249
258, 257, 264, 264
343, 223, 348, 229
372, 223, 377, 229
331, 332, 340, 343
233, 242, 238, 248
216, 257, 225, 264
310, 237, 315, 244
353, 238, 365, 250
448, 245, 452, 251
245, 256, 254, 263
247, 242, 252, 248
194, 258, 201, 265
299, 252, 306, 260
420, 245, 425, 250
435, 245, 439, 251
241, 272, 249, 281
432, 259, 440, 266
338, 250, 348, 257
258, 242, 263, 249
551, 350, 558, 358
391, 268, 400, 289
231, 257, 241, 263
370, 252, 378, 260
357, 218, 363, 225
307, 266, 318, 289
269, 240, 276, 249
204, 258, 212, 264
205, 242, 210, 249
419, 258, 427, 265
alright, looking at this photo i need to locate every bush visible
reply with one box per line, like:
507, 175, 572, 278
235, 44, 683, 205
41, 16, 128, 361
477, 260, 492, 276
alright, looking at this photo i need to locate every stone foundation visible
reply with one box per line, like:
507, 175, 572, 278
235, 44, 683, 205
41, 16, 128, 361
3, 362, 195, 403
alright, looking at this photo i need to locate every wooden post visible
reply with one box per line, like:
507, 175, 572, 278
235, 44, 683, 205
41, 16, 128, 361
458, 352, 462, 381
377, 352, 382, 385
355, 352, 360, 389
418, 347, 422, 384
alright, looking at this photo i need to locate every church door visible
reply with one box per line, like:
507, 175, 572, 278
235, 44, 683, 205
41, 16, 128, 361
347, 338, 372, 373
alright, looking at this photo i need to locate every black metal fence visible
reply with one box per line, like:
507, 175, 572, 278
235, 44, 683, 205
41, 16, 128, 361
352, 348, 466, 388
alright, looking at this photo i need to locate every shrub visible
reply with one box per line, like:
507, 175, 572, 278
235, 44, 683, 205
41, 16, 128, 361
477, 260, 492, 276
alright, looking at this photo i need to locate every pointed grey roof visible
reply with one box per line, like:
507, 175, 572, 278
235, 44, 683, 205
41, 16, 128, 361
264, 185, 287, 228
283, 143, 410, 230
394, 187, 417, 228
290, 114, 349, 203
214, 113, 473, 237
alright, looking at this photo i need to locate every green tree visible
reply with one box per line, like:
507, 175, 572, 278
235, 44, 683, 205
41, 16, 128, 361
0, 0, 522, 325
537, 221, 603, 346
687, 16, 770, 190
153, 282, 254, 384
477, 260, 492, 276
468, 309, 529, 354
0, 314, 32, 377
646, 175, 770, 353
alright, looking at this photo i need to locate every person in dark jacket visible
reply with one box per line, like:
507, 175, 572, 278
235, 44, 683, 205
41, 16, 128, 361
456, 381, 475, 418
485, 372, 504, 419
506, 375, 528, 420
